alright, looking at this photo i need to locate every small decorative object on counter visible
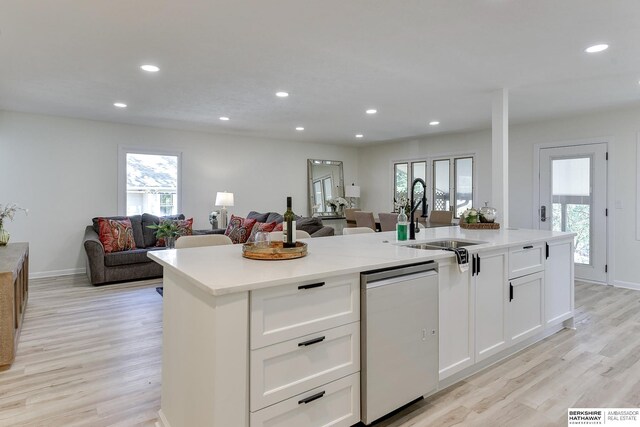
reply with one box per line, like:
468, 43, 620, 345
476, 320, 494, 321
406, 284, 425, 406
0, 203, 28, 246
461, 208, 479, 224
283, 196, 296, 248
242, 241, 308, 260
397, 210, 408, 241
479, 202, 497, 223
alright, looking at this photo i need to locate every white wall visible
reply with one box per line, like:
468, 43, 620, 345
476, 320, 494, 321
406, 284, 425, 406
508, 106, 639, 288
0, 110, 358, 277
357, 105, 640, 287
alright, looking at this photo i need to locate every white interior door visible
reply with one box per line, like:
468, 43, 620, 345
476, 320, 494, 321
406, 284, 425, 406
538, 143, 607, 283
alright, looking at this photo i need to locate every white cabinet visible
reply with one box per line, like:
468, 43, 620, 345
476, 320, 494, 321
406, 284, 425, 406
250, 373, 360, 427
545, 238, 574, 327
438, 259, 474, 380
250, 274, 359, 349
509, 243, 545, 278
507, 272, 544, 343
473, 249, 508, 362
250, 322, 359, 411
250, 273, 360, 426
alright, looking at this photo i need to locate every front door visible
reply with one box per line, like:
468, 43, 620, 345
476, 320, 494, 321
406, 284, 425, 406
538, 143, 607, 283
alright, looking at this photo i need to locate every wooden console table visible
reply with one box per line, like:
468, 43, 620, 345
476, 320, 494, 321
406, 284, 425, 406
0, 243, 29, 369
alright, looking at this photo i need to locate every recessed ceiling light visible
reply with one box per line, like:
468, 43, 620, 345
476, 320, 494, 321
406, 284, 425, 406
366, 109, 377, 114
113, 102, 127, 108
219, 116, 230, 121
140, 64, 160, 72
585, 44, 608, 53
355, 134, 364, 138
276, 91, 289, 97
429, 121, 440, 126
296, 126, 304, 131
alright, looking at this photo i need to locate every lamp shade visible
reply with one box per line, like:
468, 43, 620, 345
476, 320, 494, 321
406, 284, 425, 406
215, 191, 234, 206
345, 185, 361, 198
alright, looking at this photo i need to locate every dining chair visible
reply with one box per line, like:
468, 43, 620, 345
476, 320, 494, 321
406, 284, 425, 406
344, 208, 361, 228
378, 213, 399, 232
156, 234, 234, 296
175, 234, 233, 248
343, 227, 375, 235
354, 211, 376, 230
429, 210, 454, 224
412, 209, 428, 226
269, 230, 311, 241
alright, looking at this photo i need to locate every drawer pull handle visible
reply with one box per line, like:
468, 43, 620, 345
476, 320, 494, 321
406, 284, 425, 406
546, 243, 550, 259
298, 336, 326, 347
298, 391, 325, 405
523, 245, 533, 250
298, 282, 325, 290
509, 283, 514, 301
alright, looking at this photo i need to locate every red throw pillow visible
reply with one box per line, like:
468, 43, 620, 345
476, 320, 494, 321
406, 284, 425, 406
224, 215, 257, 244
156, 218, 194, 247
247, 221, 278, 242
98, 217, 137, 253
273, 223, 283, 232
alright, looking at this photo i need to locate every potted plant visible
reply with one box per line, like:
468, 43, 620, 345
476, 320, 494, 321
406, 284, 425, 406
147, 221, 182, 248
0, 203, 28, 246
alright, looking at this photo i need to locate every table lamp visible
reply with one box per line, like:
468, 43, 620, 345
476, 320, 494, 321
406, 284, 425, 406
345, 183, 361, 208
215, 191, 234, 229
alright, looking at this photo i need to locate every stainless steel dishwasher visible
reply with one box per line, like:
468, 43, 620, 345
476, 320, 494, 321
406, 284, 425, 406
361, 262, 439, 425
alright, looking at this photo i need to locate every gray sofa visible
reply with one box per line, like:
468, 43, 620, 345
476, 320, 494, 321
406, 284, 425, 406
246, 211, 335, 237
84, 213, 185, 285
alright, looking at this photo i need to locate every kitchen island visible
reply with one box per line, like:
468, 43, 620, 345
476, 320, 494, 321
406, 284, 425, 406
149, 226, 574, 427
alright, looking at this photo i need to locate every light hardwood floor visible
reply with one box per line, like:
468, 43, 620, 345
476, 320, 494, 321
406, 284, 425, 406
0, 276, 162, 427
0, 277, 637, 426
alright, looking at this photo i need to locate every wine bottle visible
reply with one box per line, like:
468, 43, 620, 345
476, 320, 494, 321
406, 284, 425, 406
397, 210, 408, 241
283, 196, 296, 248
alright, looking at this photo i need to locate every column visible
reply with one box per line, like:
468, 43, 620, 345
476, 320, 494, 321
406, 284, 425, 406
492, 88, 509, 227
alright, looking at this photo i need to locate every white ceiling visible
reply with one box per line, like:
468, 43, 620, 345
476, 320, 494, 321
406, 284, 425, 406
2, 1, 640, 145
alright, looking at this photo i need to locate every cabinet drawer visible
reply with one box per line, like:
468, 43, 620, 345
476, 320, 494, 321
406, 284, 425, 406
508, 243, 544, 278
250, 373, 360, 427
250, 274, 359, 349
250, 322, 360, 411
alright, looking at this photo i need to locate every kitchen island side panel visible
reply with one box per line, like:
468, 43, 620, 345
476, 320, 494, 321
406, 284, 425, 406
159, 269, 249, 427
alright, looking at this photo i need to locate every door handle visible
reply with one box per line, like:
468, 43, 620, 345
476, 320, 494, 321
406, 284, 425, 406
472, 254, 476, 276
298, 282, 325, 290
298, 336, 325, 347
546, 243, 550, 259
540, 205, 547, 222
298, 391, 325, 405
509, 283, 513, 302
477, 255, 480, 274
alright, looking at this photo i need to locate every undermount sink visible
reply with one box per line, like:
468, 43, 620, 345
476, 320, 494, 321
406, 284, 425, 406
402, 239, 485, 250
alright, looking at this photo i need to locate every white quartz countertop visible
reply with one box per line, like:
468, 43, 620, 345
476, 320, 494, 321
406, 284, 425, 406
148, 226, 573, 297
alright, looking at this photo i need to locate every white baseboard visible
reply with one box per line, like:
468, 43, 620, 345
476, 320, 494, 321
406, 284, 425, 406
612, 280, 640, 291
30, 267, 85, 279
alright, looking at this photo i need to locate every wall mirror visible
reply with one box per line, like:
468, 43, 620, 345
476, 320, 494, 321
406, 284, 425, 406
307, 159, 344, 216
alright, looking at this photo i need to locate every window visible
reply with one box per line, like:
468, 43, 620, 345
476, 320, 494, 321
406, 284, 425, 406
411, 161, 426, 201
431, 156, 475, 218
454, 157, 474, 218
433, 160, 450, 211
393, 154, 474, 218
394, 163, 408, 203
119, 148, 182, 216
